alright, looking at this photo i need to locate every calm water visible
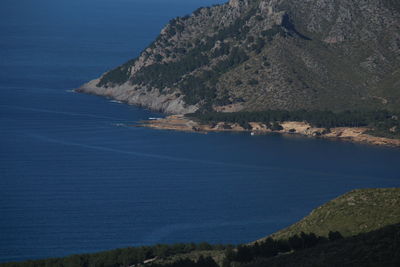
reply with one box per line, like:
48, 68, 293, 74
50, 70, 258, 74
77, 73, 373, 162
1, 0, 400, 263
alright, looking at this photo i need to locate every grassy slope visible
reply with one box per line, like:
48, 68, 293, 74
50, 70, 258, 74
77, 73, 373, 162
266, 188, 400, 240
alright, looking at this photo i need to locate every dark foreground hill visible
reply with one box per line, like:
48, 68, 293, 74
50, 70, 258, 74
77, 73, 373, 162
78, 0, 400, 114
240, 223, 400, 267
2, 188, 399, 267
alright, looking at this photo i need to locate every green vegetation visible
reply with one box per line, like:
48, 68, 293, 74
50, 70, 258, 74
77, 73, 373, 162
5, 226, 399, 267
150, 256, 219, 267
131, 40, 211, 90
260, 25, 286, 41
383, 0, 400, 12
148, 223, 400, 267
180, 46, 249, 105
189, 110, 400, 138
247, 79, 259, 86
241, 224, 400, 267
95, 4, 292, 107
2, 189, 399, 267
89, 0, 400, 116
226, 232, 338, 265
97, 59, 135, 87
0, 243, 225, 267
268, 188, 400, 240
127, 5, 265, 106
130, 43, 250, 105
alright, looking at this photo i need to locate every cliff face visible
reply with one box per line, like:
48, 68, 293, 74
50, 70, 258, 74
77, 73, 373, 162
78, 0, 400, 114
80, 78, 197, 114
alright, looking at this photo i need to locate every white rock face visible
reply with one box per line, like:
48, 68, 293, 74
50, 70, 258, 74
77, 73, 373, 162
77, 79, 198, 114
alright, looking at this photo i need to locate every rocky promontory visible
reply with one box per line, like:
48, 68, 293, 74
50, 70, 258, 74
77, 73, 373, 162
77, 79, 197, 114
76, 0, 400, 144
78, 0, 400, 114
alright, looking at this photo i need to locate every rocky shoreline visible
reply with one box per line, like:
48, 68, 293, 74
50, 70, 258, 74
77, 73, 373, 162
76, 79, 198, 114
138, 115, 400, 147
76, 81, 400, 148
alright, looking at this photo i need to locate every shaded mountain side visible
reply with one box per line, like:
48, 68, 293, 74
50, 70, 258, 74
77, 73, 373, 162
261, 188, 400, 241
78, 0, 400, 114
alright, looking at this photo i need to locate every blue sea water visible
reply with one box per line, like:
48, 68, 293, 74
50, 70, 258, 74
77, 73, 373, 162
0, 0, 400, 263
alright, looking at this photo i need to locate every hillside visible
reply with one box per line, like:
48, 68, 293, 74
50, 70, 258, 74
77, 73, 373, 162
265, 188, 400, 240
3, 188, 400, 267
242, 223, 400, 267
78, 0, 400, 114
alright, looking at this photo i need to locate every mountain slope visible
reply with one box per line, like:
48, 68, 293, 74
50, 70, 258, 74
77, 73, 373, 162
78, 0, 400, 114
264, 188, 400, 241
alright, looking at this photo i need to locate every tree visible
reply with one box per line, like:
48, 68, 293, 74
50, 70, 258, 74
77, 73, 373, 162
328, 231, 344, 241
270, 122, 283, 131
235, 245, 253, 262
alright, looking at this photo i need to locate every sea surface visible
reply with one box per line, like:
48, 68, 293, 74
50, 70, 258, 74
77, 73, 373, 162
1, 0, 400, 263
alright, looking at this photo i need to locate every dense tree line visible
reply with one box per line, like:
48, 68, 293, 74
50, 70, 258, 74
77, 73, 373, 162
178, 46, 250, 105
240, 224, 400, 267
4, 225, 399, 267
149, 256, 218, 267
0, 232, 341, 267
1, 243, 223, 267
189, 109, 400, 137
131, 44, 210, 90
223, 231, 343, 266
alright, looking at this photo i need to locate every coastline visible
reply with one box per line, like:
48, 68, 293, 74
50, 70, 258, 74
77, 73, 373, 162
76, 81, 400, 148
137, 115, 400, 147
76, 79, 198, 115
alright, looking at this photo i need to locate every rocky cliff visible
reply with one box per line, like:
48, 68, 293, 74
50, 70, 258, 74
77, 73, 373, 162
78, 0, 400, 114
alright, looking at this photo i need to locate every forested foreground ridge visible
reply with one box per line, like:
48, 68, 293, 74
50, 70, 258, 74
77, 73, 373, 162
78, 0, 400, 115
3, 188, 400, 267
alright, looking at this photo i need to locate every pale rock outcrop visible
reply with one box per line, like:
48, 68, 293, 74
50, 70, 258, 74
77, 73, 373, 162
77, 79, 197, 114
